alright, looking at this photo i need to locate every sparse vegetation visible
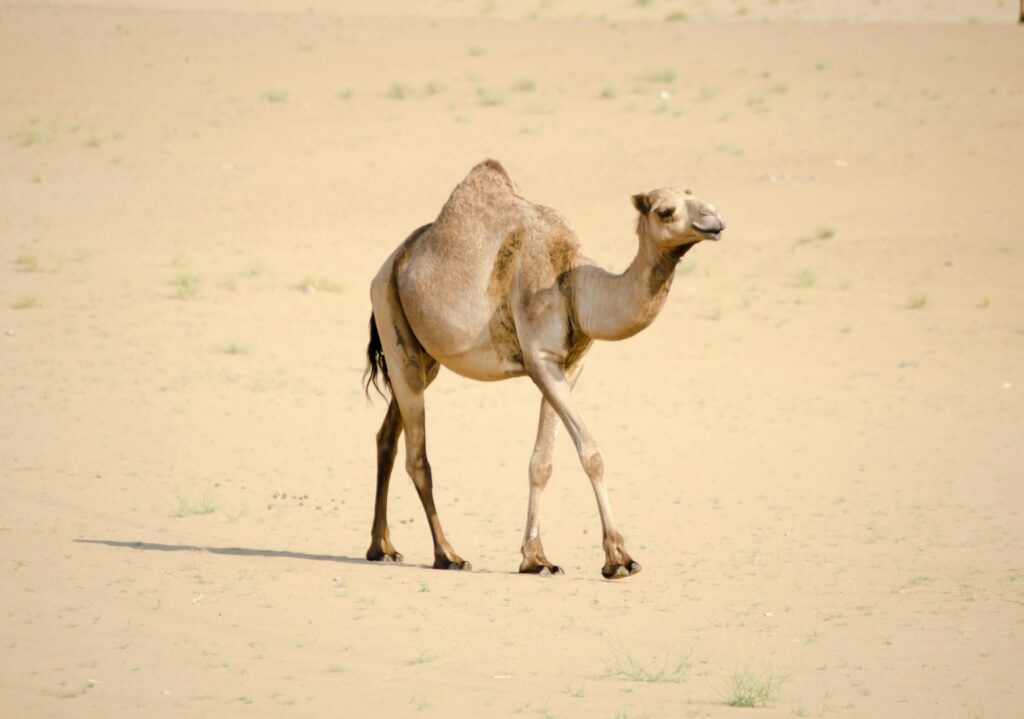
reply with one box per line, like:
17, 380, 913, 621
423, 81, 446, 96
641, 69, 676, 84
15, 254, 41, 272
296, 275, 344, 293
798, 225, 835, 245
512, 78, 536, 92
173, 271, 202, 300
11, 296, 40, 310
262, 90, 288, 103
173, 491, 218, 517
387, 82, 413, 100
908, 293, 928, 309
220, 342, 250, 355
605, 648, 692, 683
477, 88, 505, 107
723, 664, 785, 707
697, 86, 717, 102
408, 650, 441, 665
795, 268, 816, 288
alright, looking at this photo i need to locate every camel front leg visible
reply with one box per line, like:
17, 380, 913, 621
520, 397, 562, 575
520, 363, 583, 576
528, 358, 640, 580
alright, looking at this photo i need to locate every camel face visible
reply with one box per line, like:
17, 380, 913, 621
633, 188, 725, 249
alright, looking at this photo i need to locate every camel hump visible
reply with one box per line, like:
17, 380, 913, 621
431, 160, 526, 240
472, 159, 520, 195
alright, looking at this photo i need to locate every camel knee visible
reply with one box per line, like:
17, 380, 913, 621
376, 427, 397, 453
405, 454, 431, 484
580, 448, 604, 480
528, 454, 553, 488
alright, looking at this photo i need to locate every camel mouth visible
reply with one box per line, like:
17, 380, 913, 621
694, 218, 724, 241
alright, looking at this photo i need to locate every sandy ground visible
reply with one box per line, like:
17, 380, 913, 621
2, 1, 1023, 717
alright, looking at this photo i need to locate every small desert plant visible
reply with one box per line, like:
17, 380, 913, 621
262, 90, 288, 103
476, 88, 505, 107
296, 275, 344, 293
641, 69, 676, 83
387, 82, 412, 100
220, 342, 250, 355
173, 271, 202, 300
797, 225, 835, 245
174, 491, 218, 517
512, 78, 536, 92
15, 254, 41, 272
11, 295, 40, 310
794, 268, 816, 288
408, 649, 440, 665
598, 86, 618, 100
422, 81, 446, 96
723, 664, 785, 707
337, 88, 354, 100
665, 11, 689, 21
605, 648, 692, 683
908, 293, 928, 309
697, 86, 717, 102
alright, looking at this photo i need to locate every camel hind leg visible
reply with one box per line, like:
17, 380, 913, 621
366, 397, 404, 562
367, 271, 468, 570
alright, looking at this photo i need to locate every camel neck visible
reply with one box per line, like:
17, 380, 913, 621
574, 229, 692, 342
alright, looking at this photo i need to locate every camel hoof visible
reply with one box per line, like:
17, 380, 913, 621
434, 558, 471, 571
366, 548, 403, 563
602, 561, 641, 580
519, 563, 564, 576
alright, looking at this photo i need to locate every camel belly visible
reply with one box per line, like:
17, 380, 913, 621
437, 345, 526, 382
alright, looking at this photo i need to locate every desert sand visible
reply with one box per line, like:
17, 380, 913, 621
2, 1, 1023, 717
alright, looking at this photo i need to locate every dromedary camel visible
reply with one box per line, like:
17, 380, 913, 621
363, 160, 724, 579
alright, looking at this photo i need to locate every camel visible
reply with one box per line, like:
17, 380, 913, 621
363, 160, 724, 579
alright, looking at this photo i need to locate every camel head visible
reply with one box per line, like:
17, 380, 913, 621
632, 188, 725, 249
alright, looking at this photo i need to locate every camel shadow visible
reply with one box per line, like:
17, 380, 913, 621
74, 538, 423, 568
75, 539, 607, 580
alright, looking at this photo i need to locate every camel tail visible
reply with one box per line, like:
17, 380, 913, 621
364, 313, 391, 399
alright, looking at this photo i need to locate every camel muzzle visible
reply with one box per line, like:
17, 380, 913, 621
695, 216, 725, 240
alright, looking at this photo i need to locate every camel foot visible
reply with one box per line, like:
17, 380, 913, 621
519, 564, 564, 576
434, 557, 471, 571
602, 560, 641, 580
366, 547, 403, 563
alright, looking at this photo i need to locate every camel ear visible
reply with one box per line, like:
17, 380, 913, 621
632, 193, 651, 215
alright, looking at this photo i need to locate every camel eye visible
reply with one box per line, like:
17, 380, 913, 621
656, 207, 675, 221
